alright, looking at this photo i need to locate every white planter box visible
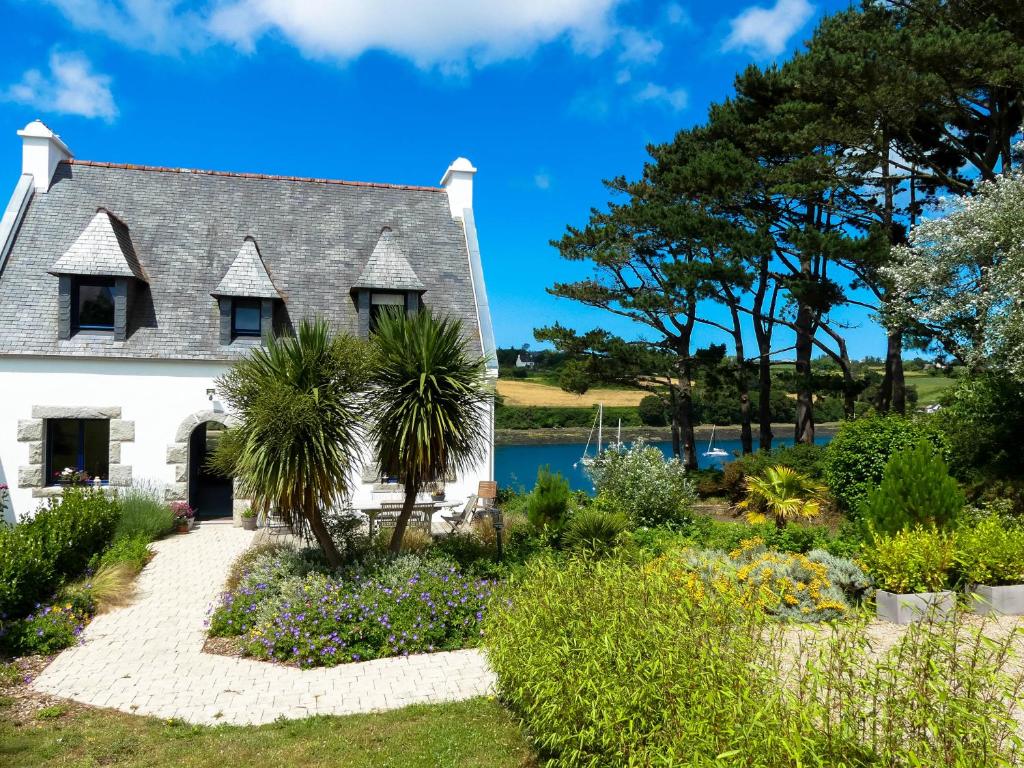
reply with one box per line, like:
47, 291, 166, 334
876, 590, 955, 625
969, 584, 1024, 616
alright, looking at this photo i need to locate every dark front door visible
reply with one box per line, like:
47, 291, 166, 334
188, 422, 233, 520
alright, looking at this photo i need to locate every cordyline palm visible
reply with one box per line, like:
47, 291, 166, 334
212, 319, 371, 566
738, 466, 827, 529
369, 309, 491, 554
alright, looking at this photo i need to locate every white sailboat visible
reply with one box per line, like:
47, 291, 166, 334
574, 404, 604, 469
702, 424, 729, 458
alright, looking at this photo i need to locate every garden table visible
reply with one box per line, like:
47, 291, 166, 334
359, 498, 462, 535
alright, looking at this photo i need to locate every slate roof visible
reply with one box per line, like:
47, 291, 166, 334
354, 227, 424, 292
212, 238, 280, 299
48, 208, 146, 281
0, 160, 481, 361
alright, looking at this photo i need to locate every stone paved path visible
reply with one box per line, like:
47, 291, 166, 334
31, 522, 495, 725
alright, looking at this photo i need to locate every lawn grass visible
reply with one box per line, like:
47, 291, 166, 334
0, 696, 536, 768
904, 371, 956, 405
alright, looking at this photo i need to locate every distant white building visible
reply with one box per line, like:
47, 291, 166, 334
0, 121, 497, 524
515, 352, 535, 369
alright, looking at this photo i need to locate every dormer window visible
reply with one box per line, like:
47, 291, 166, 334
49, 208, 146, 342
212, 237, 282, 345
353, 228, 425, 338
231, 298, 263, 338
369, 292, 407, 333
73, 277, 115, 332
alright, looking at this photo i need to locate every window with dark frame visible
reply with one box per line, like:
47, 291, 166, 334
231, 298, 262, 338
369, 292, 407, 333
46, 418, 110, 485
72, 277, 115, 332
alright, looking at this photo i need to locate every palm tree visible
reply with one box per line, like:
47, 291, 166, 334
738, 466, 827, 529
369, 309, 491, 554
212, 319, 371, 566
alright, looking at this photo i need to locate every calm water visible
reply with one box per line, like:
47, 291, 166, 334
495, 435, 833, 494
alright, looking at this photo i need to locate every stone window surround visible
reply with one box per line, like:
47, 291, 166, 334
17, 406, 134, 498
166, 410, 251, 525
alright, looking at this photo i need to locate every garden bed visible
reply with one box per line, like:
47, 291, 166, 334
207, 545, 495, 668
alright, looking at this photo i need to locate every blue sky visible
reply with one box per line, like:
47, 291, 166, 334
0, 0, 885, 359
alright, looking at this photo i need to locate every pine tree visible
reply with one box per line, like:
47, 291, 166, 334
861, 440, 965, 534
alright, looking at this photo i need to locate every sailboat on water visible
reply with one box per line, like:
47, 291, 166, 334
702, 424, 729, 458
575, 403, 621, 469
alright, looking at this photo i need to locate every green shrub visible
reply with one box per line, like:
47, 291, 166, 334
939, 373, 1024, 482
526, 467, 571, 532
0, 526, 54, 620
495, 405, 640, 430
0, 594, 93, 656
114, 486, 175, 541
38, 488, 120, 578
0, 488, 119, 619
860, 440, 965, 533
955, 515, 1024, 586
675, 516, 861, 557
721, 443, 827, 504
822, 415, 949, 514
98, 535, 152, 572
637, 394, 668, 426
486, 554, 1022, 765
585, 440, 695, 528
561, 507, 630, 554
862, 527, 956, 593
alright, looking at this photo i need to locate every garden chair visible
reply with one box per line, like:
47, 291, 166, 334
477, 481, 498, 511
441, 494, 479, 533
373, 501, 431, 536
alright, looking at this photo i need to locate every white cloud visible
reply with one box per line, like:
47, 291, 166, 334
210, 0, 624, 67
723, 0, 814, 57
42, 0, 207, 53
534, 171, 552, 190
665, 3, 691, 27
617, 27, 662, 65
635, 82, 687, 112
3, 51, 117, 121
45, 0, 627, 68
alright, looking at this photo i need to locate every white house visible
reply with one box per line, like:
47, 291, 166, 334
0, 121, 498, 525
514, 352, 535, 369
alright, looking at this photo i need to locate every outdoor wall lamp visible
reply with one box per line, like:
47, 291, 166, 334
206, 388, 216, 401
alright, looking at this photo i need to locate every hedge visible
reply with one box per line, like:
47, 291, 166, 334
0, 488, 119, 618
495, 405, 641, 430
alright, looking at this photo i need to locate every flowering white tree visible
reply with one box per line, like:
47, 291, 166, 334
883, 168, 1024, 381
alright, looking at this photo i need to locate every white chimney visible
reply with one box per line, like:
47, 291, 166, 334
440, 157, 477, 218
17, 120, 72, 193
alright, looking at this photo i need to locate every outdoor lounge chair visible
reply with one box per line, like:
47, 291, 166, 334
441, 494, 479, 533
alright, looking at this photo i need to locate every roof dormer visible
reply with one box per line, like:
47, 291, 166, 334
49, 208, 146, 341
352, 227, 424, 337
211, 237, 281, 344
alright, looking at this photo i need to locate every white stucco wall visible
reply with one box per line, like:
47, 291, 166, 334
0, 356, 493, 525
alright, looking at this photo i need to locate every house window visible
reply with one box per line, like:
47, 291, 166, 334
369, 292, 407, 333
73, 278, 115, 332
231, 299, 262, 338
46, 418, 110, 485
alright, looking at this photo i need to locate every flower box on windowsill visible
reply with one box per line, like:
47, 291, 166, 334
968, 584, 1024, 616
876, 589, 955, 624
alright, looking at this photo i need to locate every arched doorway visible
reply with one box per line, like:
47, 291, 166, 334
187, 421, 233, 520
